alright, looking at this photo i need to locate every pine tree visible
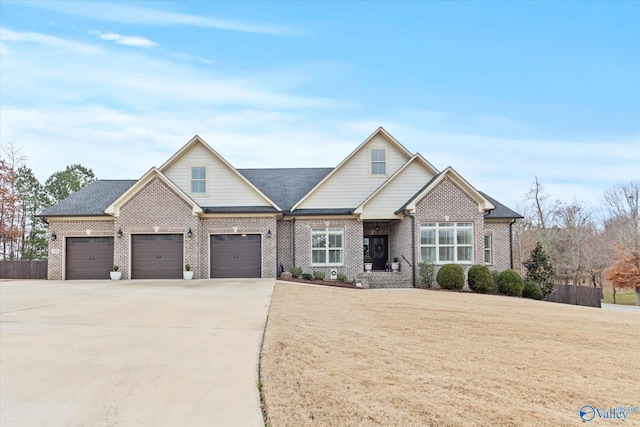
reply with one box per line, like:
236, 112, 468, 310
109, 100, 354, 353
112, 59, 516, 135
523, 242, 556, 297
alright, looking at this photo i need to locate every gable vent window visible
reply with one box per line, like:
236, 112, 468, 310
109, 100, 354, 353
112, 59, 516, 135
371, 149, 386, 175
191, 167, 206, 194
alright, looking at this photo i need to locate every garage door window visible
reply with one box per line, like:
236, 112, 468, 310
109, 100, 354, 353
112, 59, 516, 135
311, 227, 344, 266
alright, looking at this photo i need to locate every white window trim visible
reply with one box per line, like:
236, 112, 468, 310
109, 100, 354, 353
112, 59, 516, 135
190, 165, 208, 195
420, 222, 474, 264
310, 227, 344, 266
370, 148, 387, 176
484, 234, 493, 265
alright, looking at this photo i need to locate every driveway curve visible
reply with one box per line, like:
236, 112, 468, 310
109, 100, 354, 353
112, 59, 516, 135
0, 278, 274, 427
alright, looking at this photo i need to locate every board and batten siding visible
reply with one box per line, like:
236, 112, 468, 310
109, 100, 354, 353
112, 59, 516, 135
359, 161, 434, 219
296, 134, 411, 209
163, 144, 269, 207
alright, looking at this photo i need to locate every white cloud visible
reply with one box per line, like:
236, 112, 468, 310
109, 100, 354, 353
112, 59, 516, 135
0, 27, 97, 54
21, 2, 297, 35
89, 30, 158, 48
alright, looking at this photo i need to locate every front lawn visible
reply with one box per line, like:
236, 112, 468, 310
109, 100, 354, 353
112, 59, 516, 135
260, 282, 640, 426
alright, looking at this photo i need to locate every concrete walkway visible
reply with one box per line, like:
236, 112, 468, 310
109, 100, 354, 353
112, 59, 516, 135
601, 303, 640, 313
0, 279, 275, 427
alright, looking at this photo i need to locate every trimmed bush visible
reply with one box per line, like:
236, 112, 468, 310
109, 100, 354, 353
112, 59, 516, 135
436, 263, 465, 290
418, 260, 435, 289
337, 273, 348, 282
497, 269, 524, 297
467, 264, 494, 293
290, 266, 302, 278
523, 281, 543, 300
313, 271, 325, 280
491, 270, 500, 293
301, 273, 313, 280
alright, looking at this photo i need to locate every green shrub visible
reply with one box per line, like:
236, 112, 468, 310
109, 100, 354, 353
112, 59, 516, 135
497, 269, 524, 296
523, 281, 543, 300
418, 260, 435, 289
313, 271, 325, 280
301, 273, 313, 280
467, 265, 494, 293
290, 266, 303, 278
337, 273, 348, 282
364, 255, 372, 263
491, 270, 500, 293
436, 264, 465, 290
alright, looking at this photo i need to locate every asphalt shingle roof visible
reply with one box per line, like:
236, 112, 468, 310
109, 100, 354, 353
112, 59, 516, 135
38, 180, 137, 217
37, 169, 520, 220
237, 168, 333, 211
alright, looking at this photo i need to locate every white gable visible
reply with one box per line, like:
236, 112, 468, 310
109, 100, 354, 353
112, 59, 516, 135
161, 138, 278, 208
294, 131, 413, 210
357, 159, 435, 219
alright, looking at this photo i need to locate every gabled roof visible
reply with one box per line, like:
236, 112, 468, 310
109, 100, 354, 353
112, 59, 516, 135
398, 167, 495, 214
354, 153, 438, 214
104, 167, 203, 217
291, 127, 414, 211
481, 192, 523, 219
238, 168, 333, 211
38, 180, 137, 217
160, 135, 281, 211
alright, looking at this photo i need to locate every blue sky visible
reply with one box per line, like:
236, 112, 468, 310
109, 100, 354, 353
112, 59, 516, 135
1, 0, 638, 213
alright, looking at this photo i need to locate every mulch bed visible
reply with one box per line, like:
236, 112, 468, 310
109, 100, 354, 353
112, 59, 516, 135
277, 277, 359, 289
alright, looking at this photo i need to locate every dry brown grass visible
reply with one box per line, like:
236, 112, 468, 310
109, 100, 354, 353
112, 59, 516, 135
260, 282, 640, 427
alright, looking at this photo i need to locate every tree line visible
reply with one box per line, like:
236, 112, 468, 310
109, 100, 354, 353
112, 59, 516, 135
0, 144, 95, 260
513, 177, 639, 303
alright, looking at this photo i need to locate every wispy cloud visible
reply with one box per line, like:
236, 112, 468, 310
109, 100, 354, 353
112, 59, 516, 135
88, 30, 157, 48
20, 1, 297, 35
0, 27, 97, 54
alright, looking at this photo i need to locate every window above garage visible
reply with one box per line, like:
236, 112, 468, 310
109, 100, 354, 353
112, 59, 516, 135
191, 166, 207, 194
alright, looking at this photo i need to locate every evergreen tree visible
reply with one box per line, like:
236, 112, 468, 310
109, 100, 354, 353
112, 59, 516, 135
523, 242, 555, 297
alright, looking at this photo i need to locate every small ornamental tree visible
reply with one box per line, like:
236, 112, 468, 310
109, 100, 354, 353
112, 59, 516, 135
523, 242, 555, 298
436, 264, 465, 290
418, 260, 435, 289
467, 265, 494, 293
605, 247, 640, 306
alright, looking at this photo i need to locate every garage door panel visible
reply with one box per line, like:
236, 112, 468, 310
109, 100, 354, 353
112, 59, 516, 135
66, 237, 114, 280
131, 234, 183, 279
211, 234, 261, 278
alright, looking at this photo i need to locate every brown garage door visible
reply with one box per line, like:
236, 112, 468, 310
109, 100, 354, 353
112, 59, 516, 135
210, 234, 261, 278
66, 237, 114, 280
131, 234, 183, 279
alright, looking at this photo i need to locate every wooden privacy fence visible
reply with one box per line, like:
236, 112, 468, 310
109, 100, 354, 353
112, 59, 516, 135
545, 284, 601, 308
0, 261, 48, 279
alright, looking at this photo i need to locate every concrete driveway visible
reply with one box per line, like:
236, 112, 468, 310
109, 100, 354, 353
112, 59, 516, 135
0, 278, 275, 426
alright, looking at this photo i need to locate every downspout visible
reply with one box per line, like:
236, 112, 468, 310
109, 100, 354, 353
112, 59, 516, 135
509, 219, 515, 269
292, 216, 296, 268
411, 214, 416, 288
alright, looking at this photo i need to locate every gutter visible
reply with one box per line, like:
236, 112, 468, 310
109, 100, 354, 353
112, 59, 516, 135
411, 214, 416, 287
509, 219, 515, 269
292, 216, 296, 268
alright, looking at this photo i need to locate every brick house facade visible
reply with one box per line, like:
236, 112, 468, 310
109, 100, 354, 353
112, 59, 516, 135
40, 128, 521, 285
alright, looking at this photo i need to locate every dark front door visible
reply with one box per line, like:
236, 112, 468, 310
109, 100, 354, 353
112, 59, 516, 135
364, 235, 388, 271
131, 234, 183, 279
210, 234, 262, 278
66, 237, 114, 280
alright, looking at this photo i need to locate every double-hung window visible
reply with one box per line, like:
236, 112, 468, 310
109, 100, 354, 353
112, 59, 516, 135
420, 222, 474, 263
371, 149, 386, 175
311, 227, 344, 265
191, 166, 206, 194
484, 234, 493, 265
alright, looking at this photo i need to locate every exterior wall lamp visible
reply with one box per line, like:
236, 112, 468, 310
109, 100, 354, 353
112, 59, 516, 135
117, 228, 123, 238
187, 227, 193, 238
267, 229, 272, 238
375, 224, 379, 232
51, 232, 57, 241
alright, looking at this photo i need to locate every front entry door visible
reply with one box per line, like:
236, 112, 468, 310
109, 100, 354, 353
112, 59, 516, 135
364, 235, 388, 271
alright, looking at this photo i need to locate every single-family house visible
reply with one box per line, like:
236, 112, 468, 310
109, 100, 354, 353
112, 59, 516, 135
39, 127, 521, 287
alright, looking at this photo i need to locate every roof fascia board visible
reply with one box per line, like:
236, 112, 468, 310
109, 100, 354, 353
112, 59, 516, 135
160, 135, 281, 211
405, 167, 495, 213
46, 216, 114, 221
104, 167, 203, 217
291, 127, 413, 211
